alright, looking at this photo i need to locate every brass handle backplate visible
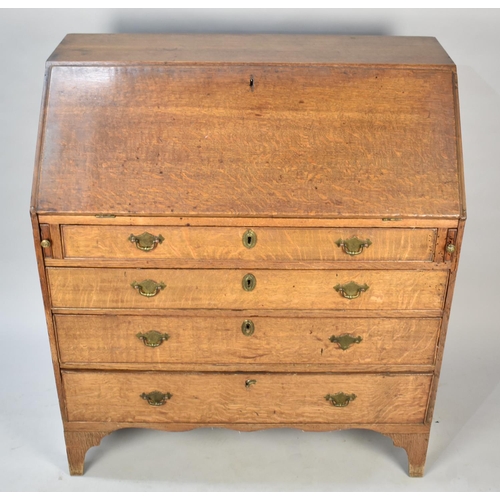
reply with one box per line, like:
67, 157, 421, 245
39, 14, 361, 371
325, 392, 357, 407
128, 232, 164, 252
334, 281, 369, 300
243, 229, 257, 249
131, 279, 166, 297
241, 319, 255, 336
242, 273, 257, 292
136, 330, 170, 347
329, 334, 363, 350
140, 391, 172, 406
335, 237, 372, 256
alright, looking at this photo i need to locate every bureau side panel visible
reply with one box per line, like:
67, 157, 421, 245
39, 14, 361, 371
31, 213, 66, 420
425, 219, 465, 423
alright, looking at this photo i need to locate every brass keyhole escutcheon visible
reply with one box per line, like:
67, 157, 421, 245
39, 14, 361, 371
242, 273, 256, 291
243, 229, 257, 249
241, 319, 255, 336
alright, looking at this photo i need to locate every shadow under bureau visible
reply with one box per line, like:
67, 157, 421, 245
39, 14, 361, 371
31, 34, 466, 477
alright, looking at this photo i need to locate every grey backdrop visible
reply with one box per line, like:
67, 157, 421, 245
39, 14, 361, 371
0, 9, 499, 492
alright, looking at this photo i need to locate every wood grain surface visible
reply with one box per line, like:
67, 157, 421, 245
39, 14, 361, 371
46, 268, 448, 310
39, 215, 459, 228
30, 35, 466, 477
64, 431, 109, 476
61, 226, 436, 262
388, 432, 430, 477
62, 371, 432, 424
55, 315, 441, 366
48, 34, 455, 66
36, 65, 461, 218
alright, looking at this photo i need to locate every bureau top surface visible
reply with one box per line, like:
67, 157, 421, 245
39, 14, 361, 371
33, 35, 465, 219
47, 34, 454, 66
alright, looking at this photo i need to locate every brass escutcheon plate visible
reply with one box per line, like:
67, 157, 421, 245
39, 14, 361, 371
242, 229, 257, 249
242, 273, 257, 291
241, 319, 255, 336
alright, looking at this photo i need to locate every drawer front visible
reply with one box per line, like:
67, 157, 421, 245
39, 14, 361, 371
47, 268, 448, 310
61, 226, 436, 262
56, 315, 440, 366
63, 371, 432, 424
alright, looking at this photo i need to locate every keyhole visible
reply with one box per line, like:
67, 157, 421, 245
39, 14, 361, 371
243, 229, 257, 249
249, 76, 254, 91
242, 319, 255, 336
242, 273, 256, 291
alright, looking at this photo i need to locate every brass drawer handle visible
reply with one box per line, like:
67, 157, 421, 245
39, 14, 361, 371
334, 281, 369, 300
243, 229, 257, 249
241, 319, 255, 336
131, 279, 166, 297
140, 391, 172, 406
329, 334, 363, 350
335, 237, 372, 256
128, 232, 164, 252
245, 379, 257, 388
242, 273, 256, 291
136, 330, 170, 347
325, 392, 357, 407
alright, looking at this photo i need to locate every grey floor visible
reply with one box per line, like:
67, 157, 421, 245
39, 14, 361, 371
1, 8, 500, 492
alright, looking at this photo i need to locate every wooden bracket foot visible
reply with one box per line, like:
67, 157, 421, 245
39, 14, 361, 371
64, 431, 110, 475
386, 432, 430, 477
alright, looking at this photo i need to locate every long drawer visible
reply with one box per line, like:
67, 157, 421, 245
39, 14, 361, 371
47, 268, 448, 310
55, 315, 441, 366
62, 371, 433, 424
61, 225, 437, 262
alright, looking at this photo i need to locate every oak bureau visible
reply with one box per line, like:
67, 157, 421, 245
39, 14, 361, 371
31, 34, 466, 477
